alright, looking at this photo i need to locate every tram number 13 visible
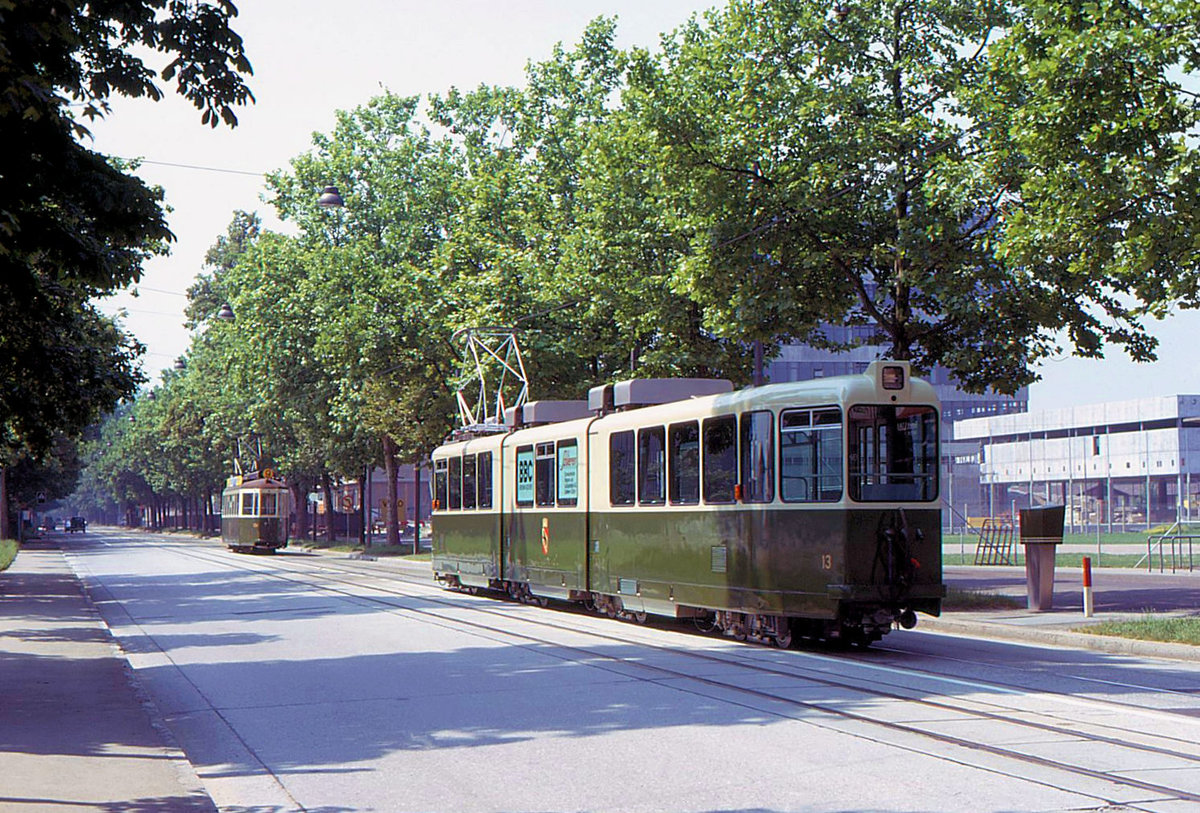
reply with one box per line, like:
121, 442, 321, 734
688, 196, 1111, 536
820, 554, 834, 570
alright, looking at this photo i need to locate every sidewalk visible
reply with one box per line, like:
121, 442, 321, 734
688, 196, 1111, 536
924, 561, 1200, 661
0, 541, 215, 813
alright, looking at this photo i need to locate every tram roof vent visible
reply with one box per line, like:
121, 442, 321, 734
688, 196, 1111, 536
609, 378, 734, 411
504, 399, 591, 429
587, 383, 614, 413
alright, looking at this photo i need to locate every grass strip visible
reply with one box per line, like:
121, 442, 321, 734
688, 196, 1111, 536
1074, 614, 1200, 646
941, 552, 1154, 569
0, 539, 17, 572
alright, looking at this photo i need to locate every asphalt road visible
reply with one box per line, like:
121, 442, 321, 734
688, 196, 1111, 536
59, 529, 1200, 812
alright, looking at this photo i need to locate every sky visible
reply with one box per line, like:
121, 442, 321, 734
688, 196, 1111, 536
91, 0, 1200, 413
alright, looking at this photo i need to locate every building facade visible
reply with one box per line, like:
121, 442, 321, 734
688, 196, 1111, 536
955, 395, 1200, 531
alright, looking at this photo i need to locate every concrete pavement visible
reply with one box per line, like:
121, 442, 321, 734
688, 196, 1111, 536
1, 532, 1197, 811
923, 560, 1200, 661
0, 539, 215, 812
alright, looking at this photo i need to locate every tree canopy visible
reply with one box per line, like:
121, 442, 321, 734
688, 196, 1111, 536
73, 1, 1200, 533
627, 0, 1200, 392
1, 0, 253, 534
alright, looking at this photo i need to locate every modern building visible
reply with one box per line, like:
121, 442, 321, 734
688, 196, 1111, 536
767, 337, 1028, 525
955, 395, 1200, 531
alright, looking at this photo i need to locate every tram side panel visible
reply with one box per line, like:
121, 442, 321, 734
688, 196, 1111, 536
432, 439, 503, 589
590, 505, 735, 617
588, 416, 747, 617
503, 424, 590, 600
727, 506, 848, 619
588, 417, 844, 620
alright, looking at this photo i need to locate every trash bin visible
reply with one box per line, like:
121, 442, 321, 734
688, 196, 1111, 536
1019, 505, 1065, 611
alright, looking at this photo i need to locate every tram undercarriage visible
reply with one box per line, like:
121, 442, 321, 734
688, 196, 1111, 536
436, 572, 921, 649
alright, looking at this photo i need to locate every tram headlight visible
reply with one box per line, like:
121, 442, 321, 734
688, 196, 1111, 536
881, 365, 905, 390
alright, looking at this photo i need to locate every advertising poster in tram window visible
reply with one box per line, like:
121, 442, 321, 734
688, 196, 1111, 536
557, 441, 579, 505
516, 448, 535, 505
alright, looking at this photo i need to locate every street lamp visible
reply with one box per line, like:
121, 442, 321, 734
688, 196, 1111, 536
318, 185, 345, 209
216, 302, 236, 322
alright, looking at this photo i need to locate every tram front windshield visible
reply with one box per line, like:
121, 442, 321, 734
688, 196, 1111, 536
847, 405, 938, 502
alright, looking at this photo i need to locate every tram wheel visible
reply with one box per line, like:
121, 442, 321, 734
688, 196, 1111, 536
775, 630, 794, 649
632, 611, 648, 625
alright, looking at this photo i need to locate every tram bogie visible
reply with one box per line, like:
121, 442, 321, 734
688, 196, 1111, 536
221, 470, 291, 553
432, 361, 944, 648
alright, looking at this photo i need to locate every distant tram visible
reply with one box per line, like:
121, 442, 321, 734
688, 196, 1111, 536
432, 360, 944, 648
221, 470, 291, 553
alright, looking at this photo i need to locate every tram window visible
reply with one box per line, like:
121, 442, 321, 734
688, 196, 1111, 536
448, 455, 462, 510
557, 440, 579, 506
434, 459, 448, 511
461, 454, 477, 510
261, 492, 278, 517
477, 451, 493, 509
848, 405, 938, 502
781, 407, 843, 502
740, 410, 775, 503
223, 494, 237, 516
669, 421, 700, 505
703, 415, 737, 504
638, 426, 666, 505
241, 492, 257, 515
515, 445, 535, 506
535, 442, 556, 506
610, 431, 636, 506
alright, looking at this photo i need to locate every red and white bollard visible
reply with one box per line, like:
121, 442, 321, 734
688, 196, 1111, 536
1082, 556, 1094, 618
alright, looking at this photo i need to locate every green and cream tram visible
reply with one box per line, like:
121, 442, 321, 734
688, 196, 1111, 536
221, 470, 291, 553
432, 361, 944, 648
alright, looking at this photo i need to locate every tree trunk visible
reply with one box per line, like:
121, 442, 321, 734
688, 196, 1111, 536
290, 481, 309, 540
383, 436, 400, 548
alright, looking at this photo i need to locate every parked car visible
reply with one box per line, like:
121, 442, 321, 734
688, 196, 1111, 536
67, 516, 87, 533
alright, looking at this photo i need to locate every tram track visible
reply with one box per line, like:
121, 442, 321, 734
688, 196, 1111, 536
94, 535, 1200, 810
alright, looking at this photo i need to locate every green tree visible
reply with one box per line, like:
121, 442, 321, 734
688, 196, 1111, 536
269, 92, 463, 547
433, 18, 752, 392
628, 0, 1200, 393
1, 0, 254, 536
